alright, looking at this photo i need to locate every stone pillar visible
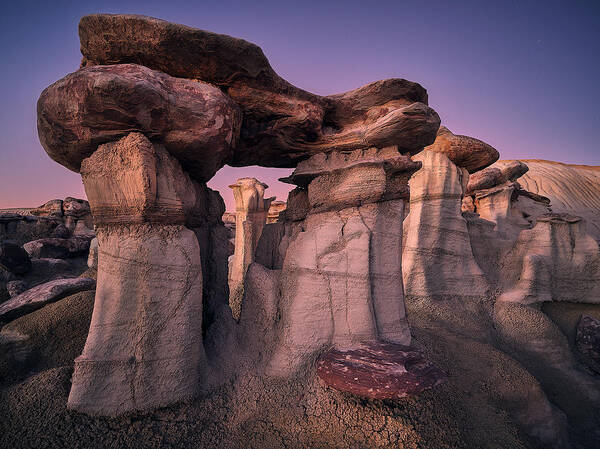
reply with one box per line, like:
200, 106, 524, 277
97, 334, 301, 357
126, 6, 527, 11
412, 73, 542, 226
266, 147, 420, 377
402, 150, 489, 302
228, 178, 273, 320
68, 133, 206, 415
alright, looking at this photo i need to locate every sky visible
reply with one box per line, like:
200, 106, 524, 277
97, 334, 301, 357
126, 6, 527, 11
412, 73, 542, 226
0, 0, 598, 210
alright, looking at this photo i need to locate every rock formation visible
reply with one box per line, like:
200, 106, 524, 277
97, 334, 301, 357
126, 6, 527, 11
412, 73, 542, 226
67, 132, 209, 414
228, 178, 273, 320
35, 13, 445, 415
264, 147, 420, 377
403, 149, 490, 306
495, 159, 600, 242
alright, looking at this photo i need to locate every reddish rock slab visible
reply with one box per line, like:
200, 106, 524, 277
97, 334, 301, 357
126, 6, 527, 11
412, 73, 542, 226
76, 14, 440, 168
467, 161, 529, 194
425, 126, 499, 173
317, 341, 446, 399
576, 315, 600, 374
37, 64, 242, 182
0, 277, 95, 322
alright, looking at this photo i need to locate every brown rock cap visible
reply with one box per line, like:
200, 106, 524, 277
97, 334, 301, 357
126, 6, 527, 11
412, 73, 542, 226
425, 126, 499, 173
317, 341, 446, 399
77, 14, 440, 168
37, 64, 242, 182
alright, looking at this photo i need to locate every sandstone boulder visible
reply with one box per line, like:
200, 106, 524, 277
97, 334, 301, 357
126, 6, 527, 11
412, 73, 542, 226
30, 199, 63, 217
0, 277, 95, 322
76, 14, 440, 168
37, 64, 242, 182
466, 160, 529, 193
0, 242, 32, 274
424, 126, 499, 173
317, 341, 446, 399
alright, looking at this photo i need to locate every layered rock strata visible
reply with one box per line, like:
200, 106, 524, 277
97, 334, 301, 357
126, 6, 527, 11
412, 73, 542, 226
402, 150, 490, 303
228, 178, 273, 320
68, 133, 207, 414
265, 147, 420, 377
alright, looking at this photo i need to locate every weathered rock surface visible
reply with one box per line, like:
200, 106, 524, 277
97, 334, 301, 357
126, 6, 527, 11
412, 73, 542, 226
266, 147, 419, 377
0, 242, 32, 274
466, 160, 529, 193
69, 132, 207, 415
576, 315, 600, 374
498, 213, 600, 305
228, 178, 273, 320
76, 14, 440, 168
87, 237, 98, 269
30, 199, 63, 218
495, 160, 600, 242
38, 64, 242, 182
0, 277, 95, 323
403, 150, 490, 302
23, 236, 92, 259
424, 126, 499, 173
317, 341, 446, 399
267, 201, 286, 223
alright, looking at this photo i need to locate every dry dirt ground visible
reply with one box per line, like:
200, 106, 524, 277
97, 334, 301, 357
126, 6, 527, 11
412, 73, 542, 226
1, 289, 598, 448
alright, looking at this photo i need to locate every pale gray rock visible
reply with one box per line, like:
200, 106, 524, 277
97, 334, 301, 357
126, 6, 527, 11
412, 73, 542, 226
87, 237, 98, 269
68, 132, 207, 415
402, 150, 490, 302
228, 178, 273, 320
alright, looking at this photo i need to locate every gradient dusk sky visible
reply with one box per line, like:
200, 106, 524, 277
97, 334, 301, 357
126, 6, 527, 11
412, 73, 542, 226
0, 0, 598, 210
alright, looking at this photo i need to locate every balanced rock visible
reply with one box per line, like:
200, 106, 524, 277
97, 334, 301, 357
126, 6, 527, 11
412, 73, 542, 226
228, 178, 273, 320
0, 242, 32, 274
76, 14, 440, 168
0, 277, 95, 322
316, 341, 446, 399
424, 126, 499, 173
37, 64, 242, 182
466, 160, 529, 193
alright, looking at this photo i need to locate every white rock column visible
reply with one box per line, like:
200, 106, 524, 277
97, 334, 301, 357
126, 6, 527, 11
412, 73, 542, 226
228, 178, 273, 319
266, 147, 419, 377
68, 133, 206, 415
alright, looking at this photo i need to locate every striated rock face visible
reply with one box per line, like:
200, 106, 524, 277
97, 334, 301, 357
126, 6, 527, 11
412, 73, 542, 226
495, 160, 600, 242
424, 126, 499, 173
228, 178, 273, 320
498, 213, 600, 305
75, 14, 440, 168
0, 277, 95, 323
265, 147, 419, 377
403, 150, 489, 302
38, 64, 242, 182
68, 133, 207, 415
316, 341, 446, 399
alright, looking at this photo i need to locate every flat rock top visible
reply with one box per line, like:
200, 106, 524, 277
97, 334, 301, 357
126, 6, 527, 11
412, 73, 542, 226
317, 341, 446, 400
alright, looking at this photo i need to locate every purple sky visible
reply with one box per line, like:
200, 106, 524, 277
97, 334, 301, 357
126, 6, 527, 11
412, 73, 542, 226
1, 0, 598, 210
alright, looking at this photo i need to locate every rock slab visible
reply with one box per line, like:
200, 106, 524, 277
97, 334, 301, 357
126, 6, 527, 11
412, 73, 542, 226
0, 277, 96, 322
317, 341, 446, 399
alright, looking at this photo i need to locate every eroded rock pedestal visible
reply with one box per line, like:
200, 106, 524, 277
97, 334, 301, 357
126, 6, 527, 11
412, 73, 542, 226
68, 133, 207, 414
228, 178, 273, 320
265, 147, 420, 376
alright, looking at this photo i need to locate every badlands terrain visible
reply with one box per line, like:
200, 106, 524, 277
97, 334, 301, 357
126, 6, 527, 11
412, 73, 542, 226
1, 13, 600, 449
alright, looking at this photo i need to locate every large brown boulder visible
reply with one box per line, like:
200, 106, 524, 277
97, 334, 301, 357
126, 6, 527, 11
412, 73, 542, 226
37, 64, 242, 182
424, 126, 499, 173
76, 14, 440, 168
